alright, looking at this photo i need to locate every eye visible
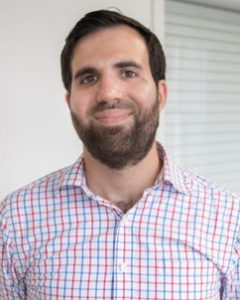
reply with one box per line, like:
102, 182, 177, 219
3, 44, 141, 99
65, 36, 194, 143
122, 70, 137, 78
80, 74, 97, 84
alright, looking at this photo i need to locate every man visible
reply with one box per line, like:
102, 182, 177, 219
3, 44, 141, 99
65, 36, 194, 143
0, 9, 239, 300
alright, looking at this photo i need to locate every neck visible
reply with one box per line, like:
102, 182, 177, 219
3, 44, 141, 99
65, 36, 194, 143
83, 141, 162, 213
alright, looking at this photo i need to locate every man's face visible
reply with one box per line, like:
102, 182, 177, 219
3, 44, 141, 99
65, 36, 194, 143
66, 25, 167, 169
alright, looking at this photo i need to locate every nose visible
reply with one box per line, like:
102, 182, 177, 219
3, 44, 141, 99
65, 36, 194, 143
95, 73, 123, 103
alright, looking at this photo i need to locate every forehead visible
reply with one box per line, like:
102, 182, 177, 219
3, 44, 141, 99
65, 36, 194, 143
71, 25, 150, 69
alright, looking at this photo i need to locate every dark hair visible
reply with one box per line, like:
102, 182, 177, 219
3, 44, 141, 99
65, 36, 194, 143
61, 9, 166, 92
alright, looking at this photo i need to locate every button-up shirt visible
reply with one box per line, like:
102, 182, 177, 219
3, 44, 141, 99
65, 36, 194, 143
0, 144, 240, 299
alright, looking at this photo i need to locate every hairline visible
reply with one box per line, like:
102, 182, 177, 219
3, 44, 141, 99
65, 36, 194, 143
61, 10, 166, 92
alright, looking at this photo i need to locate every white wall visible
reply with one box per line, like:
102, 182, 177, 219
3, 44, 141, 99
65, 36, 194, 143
0, 0, 165, 198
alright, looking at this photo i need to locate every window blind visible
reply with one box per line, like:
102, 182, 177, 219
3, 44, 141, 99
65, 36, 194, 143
164, 0, 240, 194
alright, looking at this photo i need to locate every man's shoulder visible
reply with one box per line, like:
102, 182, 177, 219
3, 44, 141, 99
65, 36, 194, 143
183, 166, 237, 194
12, 166, 66, 193
1, 163, 75, 217
178, 165, 239, 210
158, 143, 239, 205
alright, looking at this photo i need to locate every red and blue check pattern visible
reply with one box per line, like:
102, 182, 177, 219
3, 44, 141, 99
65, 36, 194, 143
0, 143, 240, 299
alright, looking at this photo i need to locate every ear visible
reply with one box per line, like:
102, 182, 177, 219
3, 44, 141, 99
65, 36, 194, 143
65, 92, 71, 109
157, 80, 168, 112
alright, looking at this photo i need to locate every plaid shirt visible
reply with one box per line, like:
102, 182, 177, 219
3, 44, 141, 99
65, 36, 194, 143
0, 143, 239, 299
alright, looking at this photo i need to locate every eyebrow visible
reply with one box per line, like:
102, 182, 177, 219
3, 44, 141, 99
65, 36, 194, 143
114, 60, 142, 70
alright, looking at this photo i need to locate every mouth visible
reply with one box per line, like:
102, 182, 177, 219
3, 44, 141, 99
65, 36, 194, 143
94, 109, 132, 125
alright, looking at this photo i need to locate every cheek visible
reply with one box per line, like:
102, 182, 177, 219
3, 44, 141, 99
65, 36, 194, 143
69, 92, 90, 117
130, 82, 157, 109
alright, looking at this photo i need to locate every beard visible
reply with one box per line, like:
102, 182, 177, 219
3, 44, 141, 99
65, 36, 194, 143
70, 97, 160, 170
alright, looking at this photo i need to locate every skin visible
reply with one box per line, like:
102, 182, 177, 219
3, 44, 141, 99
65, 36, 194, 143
65, 25, 167, 212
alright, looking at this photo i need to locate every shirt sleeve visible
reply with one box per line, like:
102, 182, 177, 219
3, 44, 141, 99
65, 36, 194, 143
226, 234, 240, 299
0, 202, 26, 300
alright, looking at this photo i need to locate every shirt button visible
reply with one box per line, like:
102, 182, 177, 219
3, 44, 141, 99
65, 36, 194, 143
121, 215, 129, 225
119, 261, 128, 272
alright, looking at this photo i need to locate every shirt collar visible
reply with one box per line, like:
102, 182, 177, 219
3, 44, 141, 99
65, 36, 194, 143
59, 143, 190, 194
59, 156, 86, 189
155, 143, 190, 194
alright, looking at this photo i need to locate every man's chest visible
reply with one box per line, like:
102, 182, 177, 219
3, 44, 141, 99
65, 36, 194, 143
22, 222, 222, 299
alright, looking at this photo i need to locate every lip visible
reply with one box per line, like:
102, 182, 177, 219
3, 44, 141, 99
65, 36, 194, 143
94, 109, 132, 125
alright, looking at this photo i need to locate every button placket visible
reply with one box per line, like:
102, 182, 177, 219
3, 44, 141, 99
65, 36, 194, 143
116, 215, 132, 274
113, 213, 134, 299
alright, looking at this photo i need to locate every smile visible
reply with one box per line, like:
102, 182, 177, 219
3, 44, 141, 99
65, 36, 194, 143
94, 109, 132, 125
